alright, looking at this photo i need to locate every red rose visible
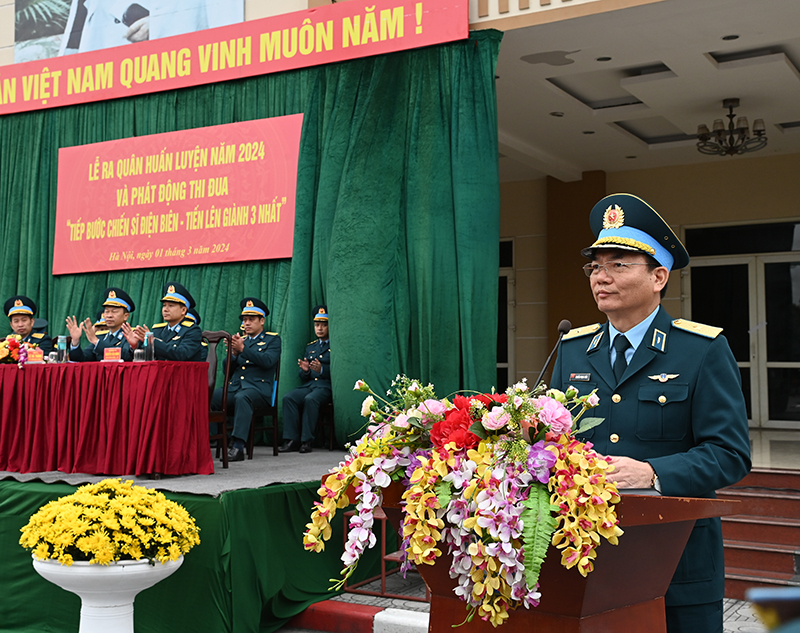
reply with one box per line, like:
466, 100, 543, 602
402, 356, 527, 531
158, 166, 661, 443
472, 393, 508, 408
430, 407, 480, 450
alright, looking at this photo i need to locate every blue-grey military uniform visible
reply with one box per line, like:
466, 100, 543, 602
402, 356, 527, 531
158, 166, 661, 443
69, 329, 133, 362
551, 306, 751, 610
282, 338, 331, 442
150, 320, 204, 361
24, 331, 53, 354
211, 330, 281, 441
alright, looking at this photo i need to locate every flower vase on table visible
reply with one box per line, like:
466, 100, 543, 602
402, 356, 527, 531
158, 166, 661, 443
303, 376, 623, 628
20, 478, 201, 633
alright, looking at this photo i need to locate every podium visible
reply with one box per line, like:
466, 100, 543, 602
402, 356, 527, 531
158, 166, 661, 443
377, 485, 739, 632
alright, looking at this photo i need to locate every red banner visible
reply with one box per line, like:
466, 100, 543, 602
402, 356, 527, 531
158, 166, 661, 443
52, 116, 303, 275
0, 0, 467, 116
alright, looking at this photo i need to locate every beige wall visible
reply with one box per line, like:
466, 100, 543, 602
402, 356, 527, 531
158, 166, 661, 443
500, 179, 548, 384
501, 151, 800, 385
0, 0, 13, 67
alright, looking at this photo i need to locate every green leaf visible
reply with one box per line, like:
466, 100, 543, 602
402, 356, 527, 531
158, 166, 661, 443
521, 484, 557, 591
469, 418, 487, 440
574, 417, 605, 434
434, 480, 452, 508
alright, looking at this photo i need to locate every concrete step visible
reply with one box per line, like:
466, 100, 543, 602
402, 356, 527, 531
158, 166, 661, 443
722, 515, 800, 546
724, 539, 800, 575
725, 567, 800, 601
718, 488, 800, 519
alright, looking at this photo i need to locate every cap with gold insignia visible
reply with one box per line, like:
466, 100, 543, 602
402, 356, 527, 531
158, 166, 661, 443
103, 287, 135, 312
240, 297, 269, 318
161, 282, 195, 308
581, 193, 690, 271
184, 307, 201, 326
4, 295, 36, 318
93, 310, 106, 328
313, 304, 328, 322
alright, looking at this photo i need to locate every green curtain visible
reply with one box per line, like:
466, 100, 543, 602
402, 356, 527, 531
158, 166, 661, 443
0, 30, 503, 443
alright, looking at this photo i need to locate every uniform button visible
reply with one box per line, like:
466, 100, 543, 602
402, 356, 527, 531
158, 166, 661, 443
658, 395, 667, 404
610, 433, 620, 443
612, 394, 621, 403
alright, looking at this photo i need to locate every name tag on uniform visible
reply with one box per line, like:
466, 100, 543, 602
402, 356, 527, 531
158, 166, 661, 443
570, 373, 591, 381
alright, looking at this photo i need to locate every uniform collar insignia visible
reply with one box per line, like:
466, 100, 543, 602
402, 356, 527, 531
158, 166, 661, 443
648, 373, 679, 383
587, 330, 604, 353
650, 328, 667, 353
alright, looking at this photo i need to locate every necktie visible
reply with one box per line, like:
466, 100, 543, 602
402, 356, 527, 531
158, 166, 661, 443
613, 335, 631, 383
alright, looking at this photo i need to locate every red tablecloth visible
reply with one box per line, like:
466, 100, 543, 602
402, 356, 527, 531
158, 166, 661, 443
0, 361, 214, 476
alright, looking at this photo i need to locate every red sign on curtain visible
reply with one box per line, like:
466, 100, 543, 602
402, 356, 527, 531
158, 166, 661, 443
52, 115, 303, 275
0, 0, 467, 115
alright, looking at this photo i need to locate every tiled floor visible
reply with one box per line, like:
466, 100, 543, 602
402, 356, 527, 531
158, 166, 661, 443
332, 572, 768, 631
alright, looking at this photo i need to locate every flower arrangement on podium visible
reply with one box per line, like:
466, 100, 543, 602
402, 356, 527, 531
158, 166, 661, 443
0, 334, 34, 368
304, 376, 624, 627
19, 478, 201, 565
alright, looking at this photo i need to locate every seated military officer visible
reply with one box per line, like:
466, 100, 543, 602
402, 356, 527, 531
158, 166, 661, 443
122, 282, 204, 361
93, 311, 108, 336
183, 305, 208, 361
280, 305, 332, 454
66, 288, 136, 361
4, 295, 53, 353
211, 298, 281, 462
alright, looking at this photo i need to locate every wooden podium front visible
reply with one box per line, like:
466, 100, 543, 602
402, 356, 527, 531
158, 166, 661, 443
379, 487, 739, 632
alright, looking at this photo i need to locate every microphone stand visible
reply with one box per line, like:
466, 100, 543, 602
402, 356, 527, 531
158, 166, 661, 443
533, 319, 572, 389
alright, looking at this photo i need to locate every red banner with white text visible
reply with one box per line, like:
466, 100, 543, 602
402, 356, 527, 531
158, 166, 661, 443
0, 0, 467, 115
52, 116, 303, 274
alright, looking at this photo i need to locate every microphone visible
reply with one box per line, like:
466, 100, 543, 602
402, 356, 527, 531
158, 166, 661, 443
533, 319, 572, 390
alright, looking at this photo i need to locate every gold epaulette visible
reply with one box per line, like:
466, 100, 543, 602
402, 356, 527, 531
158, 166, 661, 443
562, 323, 601, 341
201, 341, 208, 347
152, 322, 167, 328
672, 319, 722, 339
266, 331, 279, 336
32, 332, 45, 339
180, 320, 194, 327
95, 329, 108, 336
307, 339, 317, 345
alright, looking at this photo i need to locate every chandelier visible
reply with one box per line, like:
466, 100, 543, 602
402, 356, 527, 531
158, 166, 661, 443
696, 98, 767, 156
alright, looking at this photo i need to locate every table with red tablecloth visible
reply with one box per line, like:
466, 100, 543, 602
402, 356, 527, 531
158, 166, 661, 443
0, 361, 214, 475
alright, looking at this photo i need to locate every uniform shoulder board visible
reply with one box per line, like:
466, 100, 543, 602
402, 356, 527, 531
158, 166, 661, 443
307, 339, 317, 345
181, 320, 194, 327
32, 332, 45, 339
266, 331, 279, 336
201, 341, 208, 347
672, 319, 723, 339
562, 323, 601, 341
152, 322, 167, 328
95, 329, 109, 336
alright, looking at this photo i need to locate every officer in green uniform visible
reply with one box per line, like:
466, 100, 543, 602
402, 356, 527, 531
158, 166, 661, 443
279, 305, 332, 454
66, 288, 136, 361
184, 306, 208, 362
211, 297, 281, 462
4, 296, 53, 353
122, 282, 203, 361
551, 193, 751, 633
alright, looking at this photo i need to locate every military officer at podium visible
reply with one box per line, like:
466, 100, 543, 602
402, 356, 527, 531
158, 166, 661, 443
122, 282, 203, 361
211, 297, 281, 462
66, 288, 136, 361
279, 305, 332, 454
550, 194, 751, 633
4, 295, 53, 353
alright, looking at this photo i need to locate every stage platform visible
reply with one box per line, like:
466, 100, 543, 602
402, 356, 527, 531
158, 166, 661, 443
0, 447, 386, 633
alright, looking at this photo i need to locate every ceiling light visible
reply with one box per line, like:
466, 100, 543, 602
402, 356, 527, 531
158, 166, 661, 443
696, 98, 767, 156
596, 56, 612, 62
721, 34, 739, 41
549, 112, 564, 117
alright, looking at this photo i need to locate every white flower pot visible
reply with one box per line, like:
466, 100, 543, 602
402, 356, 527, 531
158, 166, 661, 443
32, 556, 183, 633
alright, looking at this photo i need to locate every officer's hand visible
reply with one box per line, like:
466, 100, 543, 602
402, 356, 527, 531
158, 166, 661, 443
65, 316, 83, 345
298, 358, 310, 372
125, 16, 149, 43
231, 334, 245, 355
82, 318, 99, 345
121, 323, 139, 349
604, 455, 655, 489
309, 358, 322, 373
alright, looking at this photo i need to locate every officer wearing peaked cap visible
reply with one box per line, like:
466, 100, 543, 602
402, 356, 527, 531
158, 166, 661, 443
280, 305, 332, 454
551, 193, 750, 633
66, 288, 136, 361
4, 295, 53, 354
183, 306, 209, 361
211, 297, 281, 462
122, 282, 204, 362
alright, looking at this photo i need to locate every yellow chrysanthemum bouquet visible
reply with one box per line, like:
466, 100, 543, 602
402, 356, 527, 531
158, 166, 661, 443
304, 376, 624, 627
20, 478, 200, 566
